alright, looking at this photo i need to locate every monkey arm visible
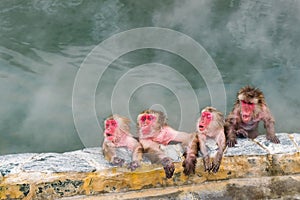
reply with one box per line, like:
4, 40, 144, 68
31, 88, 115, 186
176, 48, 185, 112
153, 126, 177, 145
102, 141, 116, 162
172, 130, 194, 148
262, 106, 280, 143
140, 139, 175, 179
127, 139, 143, 171
131, 141, 143, 163
182, 133, 198, 175
211, 129, 226, 173
140, 139, 166, 163
225, 112, 238, 147
102, 140, 125, 166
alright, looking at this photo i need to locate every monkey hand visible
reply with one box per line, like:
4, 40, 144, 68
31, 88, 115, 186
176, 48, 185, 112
267, 135, 280, 144
227, 138, 237, 147
236, 129, 248, 138
127, 161, 140, 171
182, 154, 197, 176
203, 156, 212, 172
161, 157, 175, 179
112, 157, 125, 167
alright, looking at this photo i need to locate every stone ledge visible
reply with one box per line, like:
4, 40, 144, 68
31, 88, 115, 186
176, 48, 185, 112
0, 133, 299, 199
60, 174, 300, 200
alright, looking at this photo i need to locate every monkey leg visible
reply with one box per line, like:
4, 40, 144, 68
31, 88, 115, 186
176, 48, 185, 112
161, 157, 175, 179
182, 154, 197, 176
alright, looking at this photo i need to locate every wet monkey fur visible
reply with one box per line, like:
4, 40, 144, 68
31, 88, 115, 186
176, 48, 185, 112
102, 114, 142, 170
183, 107, 226, 175
225, 86, 280, 147
137, 109, 192, 179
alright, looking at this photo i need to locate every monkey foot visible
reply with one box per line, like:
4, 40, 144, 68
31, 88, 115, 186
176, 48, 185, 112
112, 157, 125, 167
127, 161, 140, 171
161, 157, 175, 179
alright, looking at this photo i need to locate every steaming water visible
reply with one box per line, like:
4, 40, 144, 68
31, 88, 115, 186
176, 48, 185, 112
1, 0, 300, 154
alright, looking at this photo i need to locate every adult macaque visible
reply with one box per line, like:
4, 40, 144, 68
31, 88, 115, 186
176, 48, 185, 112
225, 86, 280, 147
102, 114, 142, 170
183, 107, 226, 175
137, 109, 192, 179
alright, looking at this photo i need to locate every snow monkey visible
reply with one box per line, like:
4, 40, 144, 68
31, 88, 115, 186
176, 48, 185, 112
182, 107, 226, 175
225, 85, 280, 147
137, 109, 192, 179
102, 114, 142, 170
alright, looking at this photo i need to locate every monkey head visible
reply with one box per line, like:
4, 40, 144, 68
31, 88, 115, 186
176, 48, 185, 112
237, 86, 265, 123
104, 114, 130, 142
137, 109, 167, 136
197, 107, 224, 133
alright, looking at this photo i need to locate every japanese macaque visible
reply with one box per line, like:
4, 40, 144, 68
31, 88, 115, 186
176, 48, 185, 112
102, 114, 142, 171
182, 107, 226, 175
137, 109, 192, 179
225, 86, 280, 147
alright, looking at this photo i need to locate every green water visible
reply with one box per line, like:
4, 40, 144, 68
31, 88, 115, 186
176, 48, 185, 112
0, 0, 299, 154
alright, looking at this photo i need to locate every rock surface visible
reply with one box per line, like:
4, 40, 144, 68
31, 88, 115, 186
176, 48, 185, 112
0, 133, 299, 200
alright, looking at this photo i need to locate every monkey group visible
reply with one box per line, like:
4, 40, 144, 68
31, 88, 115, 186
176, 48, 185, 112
102, 86, 280, 178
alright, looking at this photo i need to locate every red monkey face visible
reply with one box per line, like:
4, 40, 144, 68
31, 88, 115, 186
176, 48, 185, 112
139, 114, 157, 135
104, 119, 118, 141
198, 111, 213, 131
240, 100, 255, 123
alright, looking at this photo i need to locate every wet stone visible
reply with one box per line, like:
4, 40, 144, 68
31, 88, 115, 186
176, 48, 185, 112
64, 148, 110, 170
115, 148, 134, 163
254, 133, 298, 154
0, 153, 36, 176
292, 133, 300, 150
0, 163, 19, 177
225, 137, 268, 156
196, 138, 221, 157
160, 144, 184, 162
22, 153, 96, 173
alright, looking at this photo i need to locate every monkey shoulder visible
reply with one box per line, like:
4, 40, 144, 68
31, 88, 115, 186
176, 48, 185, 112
117, 136, 139, 150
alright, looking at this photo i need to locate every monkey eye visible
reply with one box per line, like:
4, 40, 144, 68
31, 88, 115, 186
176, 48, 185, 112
201, 111, 212, 119
141, 114, 155, 122
141, 116, 146, 122
105, 120, 117, 127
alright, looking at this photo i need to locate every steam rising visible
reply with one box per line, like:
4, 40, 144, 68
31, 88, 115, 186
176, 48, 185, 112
0, 0, 299, 154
